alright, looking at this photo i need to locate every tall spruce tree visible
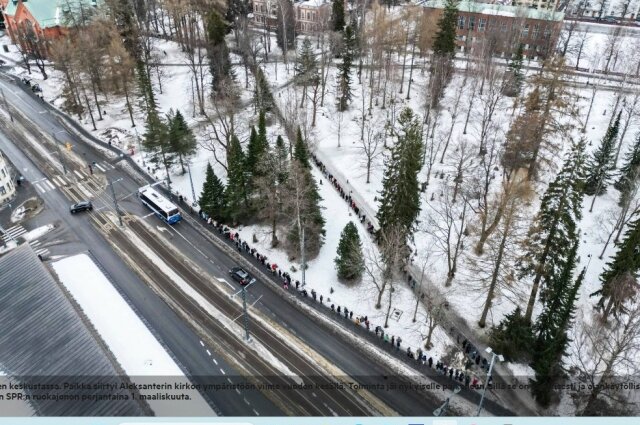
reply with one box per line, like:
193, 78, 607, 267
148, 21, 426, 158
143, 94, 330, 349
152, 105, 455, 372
335, 221, 365, 280
614, 133, 640, 205
225, 134, 249, 223
504, 44, 524, 97
294, 127, 311, 168
200, 163, 227, 222
295, 38, 319, 106
585, 111, 621, 196
143, 108, 174, 184
592, 214, 640, 321
531, 240, 584, 406
337, 24, 355, 111
376, 108, 424, 249
331, 0, 345, 31
254, 67, 273, 112
286, 161, 326, 262
247, 111, 269, 177
432, 0, 459, 56
518, 138, 587, 324
429, 0, 458, 107
275, 135, 289, 183
206, 10, 231, 93
167, 109, 197, 174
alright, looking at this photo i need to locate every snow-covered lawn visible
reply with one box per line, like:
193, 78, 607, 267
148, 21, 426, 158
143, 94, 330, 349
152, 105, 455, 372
50, 254, 214, 416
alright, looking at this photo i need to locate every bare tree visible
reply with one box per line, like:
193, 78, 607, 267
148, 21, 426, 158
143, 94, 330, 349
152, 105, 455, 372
182, 10, 207, 115
425, 186, 468, 286
571, 304, 640, 415
201, 81, 241, 171
440, 75, 467, 163
360, 118, 383, 184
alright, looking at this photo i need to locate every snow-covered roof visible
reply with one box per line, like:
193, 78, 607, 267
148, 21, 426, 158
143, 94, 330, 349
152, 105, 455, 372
3, 0, 101, 29
421, 0, 565, 21
296, 0, 329, 7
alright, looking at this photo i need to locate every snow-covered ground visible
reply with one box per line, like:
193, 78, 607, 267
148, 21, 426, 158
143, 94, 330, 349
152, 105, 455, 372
50, 254, 215, 416
4, 11, 640, 411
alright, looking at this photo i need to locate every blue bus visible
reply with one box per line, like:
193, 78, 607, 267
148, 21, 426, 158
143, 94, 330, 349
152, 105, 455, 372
138, 185, 182, 224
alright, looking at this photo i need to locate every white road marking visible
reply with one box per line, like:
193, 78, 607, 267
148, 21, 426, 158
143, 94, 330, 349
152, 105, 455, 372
34, 182, 45, 193
44, 179, 55, 190
76, 183, 94, 199
206, 350, 211, 356
312, 392, 317, 398
212, 359, 218, 365
94, 163, 106, 172
219, 368, 226, 375
253, 409, 259, 416
227, 378, 233, 384
53, 176, 67, 186
199, 340, 204, 346
30, 241, 41, 247
243, 397, 250, 405
235, 388, 241, 395
73, 170, 83, 179
217, 277, 235, 290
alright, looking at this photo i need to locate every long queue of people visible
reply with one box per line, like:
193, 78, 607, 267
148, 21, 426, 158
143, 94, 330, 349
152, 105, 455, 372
194, 208, 490, 392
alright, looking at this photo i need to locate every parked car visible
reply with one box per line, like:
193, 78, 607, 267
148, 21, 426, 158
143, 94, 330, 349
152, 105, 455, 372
603, 16, 620, 24
70, 200, 93, 214
229, 266, 256, 286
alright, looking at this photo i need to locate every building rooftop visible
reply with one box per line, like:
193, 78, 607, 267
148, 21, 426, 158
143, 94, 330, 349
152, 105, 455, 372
2, 0, 100, 29
419, 0, 565, 21
0, 245, 146, 416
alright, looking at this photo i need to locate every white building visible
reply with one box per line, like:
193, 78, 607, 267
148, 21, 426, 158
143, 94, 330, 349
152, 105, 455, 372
0, 150, 16, 205
514, 0, 561, 12
566, 0, 640, 20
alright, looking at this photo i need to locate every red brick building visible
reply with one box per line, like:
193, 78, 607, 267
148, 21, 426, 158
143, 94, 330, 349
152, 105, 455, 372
1, 0, 99, 48
422, 1, 564, 60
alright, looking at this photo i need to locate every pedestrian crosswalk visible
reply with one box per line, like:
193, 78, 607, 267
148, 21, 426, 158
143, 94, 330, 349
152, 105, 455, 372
1, 224, 27, 242
1, 225, 50, 258
30, 161, 114, 194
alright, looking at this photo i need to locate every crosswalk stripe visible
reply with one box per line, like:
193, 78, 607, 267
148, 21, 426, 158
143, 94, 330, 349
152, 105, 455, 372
44, 180, 56, 190
2, 226, 26, 241
94, 163, 106, 172
73, 170, 84, 179
34, 182, 45, 193
34, 248, 49, 257
105, 162, 115, 169
30, 241, 41, 247
79, 170, 89, 178
53, 176, 67, 186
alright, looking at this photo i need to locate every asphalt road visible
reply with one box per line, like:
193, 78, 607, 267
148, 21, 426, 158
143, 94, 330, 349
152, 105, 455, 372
0, 72, 518, 416
0, 82, 281, 416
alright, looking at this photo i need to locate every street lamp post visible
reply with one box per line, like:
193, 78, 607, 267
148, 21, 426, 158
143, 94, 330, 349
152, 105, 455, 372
187, 161, 196, 207
232, 280, 256, 342
109, 177, 124, 227
433, 385, 461, 417
476, 346, 504, 416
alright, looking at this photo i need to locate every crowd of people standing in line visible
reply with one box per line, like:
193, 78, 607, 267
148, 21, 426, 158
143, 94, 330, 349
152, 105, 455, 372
194, 208, 491, 392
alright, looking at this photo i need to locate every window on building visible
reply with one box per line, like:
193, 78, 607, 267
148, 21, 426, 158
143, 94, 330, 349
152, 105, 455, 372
522, 24, 529, 38
543, 27, 551, 39
479, 18, 487, 31
532, 24, 540, 39
458, 16, 465, 30
0, 185, 6, 195
1, 169, 5, 178
469, 16, 475, 31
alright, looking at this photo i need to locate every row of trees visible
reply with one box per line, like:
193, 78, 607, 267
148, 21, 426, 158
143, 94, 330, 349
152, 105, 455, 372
199, 113, 325, 261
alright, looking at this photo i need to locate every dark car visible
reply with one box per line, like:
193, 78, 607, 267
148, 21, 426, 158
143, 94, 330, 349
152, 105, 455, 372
70, 200, 93, 214
229, 266, 256, 286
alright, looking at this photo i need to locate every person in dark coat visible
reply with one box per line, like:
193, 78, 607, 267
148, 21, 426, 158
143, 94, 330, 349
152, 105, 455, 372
428, 357, 433, 368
